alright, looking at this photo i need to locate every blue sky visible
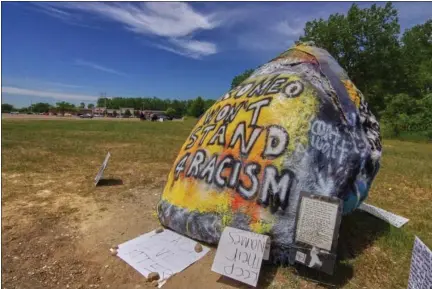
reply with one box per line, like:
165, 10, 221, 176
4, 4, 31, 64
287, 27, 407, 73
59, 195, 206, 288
2, 1, 432, 108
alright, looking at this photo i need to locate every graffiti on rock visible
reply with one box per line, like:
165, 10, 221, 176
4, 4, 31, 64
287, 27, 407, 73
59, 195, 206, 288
157, 42, 382, 264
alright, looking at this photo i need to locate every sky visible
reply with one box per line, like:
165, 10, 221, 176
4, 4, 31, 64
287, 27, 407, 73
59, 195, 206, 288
2, 1, 432, 108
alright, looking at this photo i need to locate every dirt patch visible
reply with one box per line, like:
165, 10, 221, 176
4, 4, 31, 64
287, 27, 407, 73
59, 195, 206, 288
1, 170, 163, 289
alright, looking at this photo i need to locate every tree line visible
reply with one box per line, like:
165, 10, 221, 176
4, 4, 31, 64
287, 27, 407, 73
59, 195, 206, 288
2, 97, 216, 118
231, 2, 431, 139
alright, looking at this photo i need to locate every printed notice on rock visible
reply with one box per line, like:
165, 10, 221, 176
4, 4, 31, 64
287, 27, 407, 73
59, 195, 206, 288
95, 152, 111, 186
358, 202, 409, 228
211, 227, 270, 287
407, 236, 432, 289
295, 196, 339, 251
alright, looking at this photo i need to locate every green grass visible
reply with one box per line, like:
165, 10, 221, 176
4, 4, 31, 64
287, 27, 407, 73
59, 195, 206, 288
2, 118, 431, 289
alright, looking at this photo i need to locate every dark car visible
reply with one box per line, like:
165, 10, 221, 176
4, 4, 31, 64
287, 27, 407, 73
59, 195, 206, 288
158, 115, 172, 121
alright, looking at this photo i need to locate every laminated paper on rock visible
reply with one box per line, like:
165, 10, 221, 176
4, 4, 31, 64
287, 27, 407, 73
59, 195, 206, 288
157, 42, 382, 263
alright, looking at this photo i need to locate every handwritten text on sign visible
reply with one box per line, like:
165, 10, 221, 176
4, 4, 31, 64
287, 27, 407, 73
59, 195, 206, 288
117, 229, 210, 288
211, 227, 270, 287
408, 236, 432, 289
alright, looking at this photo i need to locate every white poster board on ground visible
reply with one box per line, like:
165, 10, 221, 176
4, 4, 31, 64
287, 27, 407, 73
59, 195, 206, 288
117, 229, 210, 288
94, 152, 111, 186
407, 236, 432, 289
358, 202, 409, 228
211, 227, 270, 287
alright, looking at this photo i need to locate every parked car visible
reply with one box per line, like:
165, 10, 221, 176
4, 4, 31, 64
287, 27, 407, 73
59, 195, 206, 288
80, 113, 93, 119
157, 114, 172, 121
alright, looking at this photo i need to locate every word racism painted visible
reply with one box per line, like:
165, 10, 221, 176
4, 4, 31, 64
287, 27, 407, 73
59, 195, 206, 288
171, 74, 304, 210
211, 227, 270, 287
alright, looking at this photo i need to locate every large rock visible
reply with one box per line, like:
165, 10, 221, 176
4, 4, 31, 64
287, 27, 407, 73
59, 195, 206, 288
157, 42, 382, 263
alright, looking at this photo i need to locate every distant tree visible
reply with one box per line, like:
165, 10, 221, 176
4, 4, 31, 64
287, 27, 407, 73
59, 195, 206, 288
231, 69, 254, 89
188, 97, 206, 118
299, 2, 401, 113
87, 103, 95, 109
31, 102, 51, 113
124, 109, 132, 117
56, 102, 76, 115
2, 103, 14, 113
165, 107, 176, 119
204, 99, 216, 111
401, 20, 432, 95
18, 107, 29, 113
79, 102, 85, 109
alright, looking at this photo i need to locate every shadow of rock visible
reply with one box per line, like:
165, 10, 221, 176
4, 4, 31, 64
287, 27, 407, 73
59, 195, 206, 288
96, 178, 123, 187
216, 264, 278, 288
338, 210, 391, 260
292, 209, 390, 288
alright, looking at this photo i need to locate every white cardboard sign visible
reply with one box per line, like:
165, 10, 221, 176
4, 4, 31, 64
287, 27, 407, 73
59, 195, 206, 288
117, 229, 210, 288
94, 152, 111, 186
211, 227, 270, 287
358, 202, 409, 228
407, 236, 432, 289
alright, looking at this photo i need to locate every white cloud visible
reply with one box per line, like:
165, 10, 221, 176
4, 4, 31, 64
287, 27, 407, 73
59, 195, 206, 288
2, 86, 98, 102
2, 77, 84, 90
43, 81, 83, 89
74, 59, 126, 76
236, 19, 304, 53
274, 21, 304, 38
157, 39, 217, 59
37, 2, 220, 58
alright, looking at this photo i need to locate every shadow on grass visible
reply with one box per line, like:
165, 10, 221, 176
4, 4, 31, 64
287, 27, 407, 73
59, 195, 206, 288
293, 210, 390, 288
96, 178, 123, 186
216, 265, 278, 288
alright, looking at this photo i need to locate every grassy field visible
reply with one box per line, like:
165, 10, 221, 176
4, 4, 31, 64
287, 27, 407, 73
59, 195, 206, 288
2, 117, 431, 289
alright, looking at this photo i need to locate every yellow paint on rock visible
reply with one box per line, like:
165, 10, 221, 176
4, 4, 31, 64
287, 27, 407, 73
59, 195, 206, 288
264, 77, 319, 168
163, 179, 232, 213
343, 80, 361, 108
162, 73, 319, 228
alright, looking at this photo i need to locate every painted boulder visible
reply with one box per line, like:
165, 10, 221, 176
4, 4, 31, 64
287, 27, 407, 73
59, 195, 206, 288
157, 42, 382, 263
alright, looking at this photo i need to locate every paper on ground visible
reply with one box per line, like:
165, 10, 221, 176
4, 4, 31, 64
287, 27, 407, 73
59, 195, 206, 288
117, 229, 210, 288
358, 202, 409, 228
407, 236, 432, 289
211, 226, 270, 287
94, 152, 111, 186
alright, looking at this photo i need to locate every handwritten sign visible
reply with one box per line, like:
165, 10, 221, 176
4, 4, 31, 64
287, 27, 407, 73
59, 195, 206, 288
408, 236, 432, 289
94, 152, 111, 186
295, 196, 339, 251
358, 202, 409, 228
117, 229, 210, 288
211, 227, 270, 287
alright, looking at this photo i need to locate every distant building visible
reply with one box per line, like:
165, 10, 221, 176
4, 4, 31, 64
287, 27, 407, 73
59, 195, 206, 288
120, 107, 135, 116
106, 109, 120, 117
93, 107, 106, 115
78, 108, 93, 115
